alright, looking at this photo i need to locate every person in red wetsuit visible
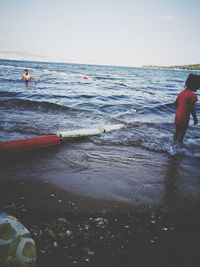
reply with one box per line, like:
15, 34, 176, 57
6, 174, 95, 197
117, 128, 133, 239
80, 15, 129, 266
174, 73, 200, 144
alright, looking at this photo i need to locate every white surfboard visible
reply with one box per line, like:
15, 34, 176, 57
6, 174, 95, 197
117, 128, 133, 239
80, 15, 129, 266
57, 124, 124, 140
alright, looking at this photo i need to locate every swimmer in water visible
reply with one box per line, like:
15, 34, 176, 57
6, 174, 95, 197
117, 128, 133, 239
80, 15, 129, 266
22, 69, 32, 82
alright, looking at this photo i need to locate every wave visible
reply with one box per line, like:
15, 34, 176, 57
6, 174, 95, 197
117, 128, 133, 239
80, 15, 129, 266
0, 98, 74, 113
0, 90, 21, 97
0, 77, 23, 82
91, 122, 200, 158
99, 103, 133, 113
93, 77, 128, 87
139, 102, 175, 115
0, 64, 28, 70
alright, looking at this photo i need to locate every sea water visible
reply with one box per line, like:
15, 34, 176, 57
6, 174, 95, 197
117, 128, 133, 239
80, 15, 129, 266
0, 59, 199, 158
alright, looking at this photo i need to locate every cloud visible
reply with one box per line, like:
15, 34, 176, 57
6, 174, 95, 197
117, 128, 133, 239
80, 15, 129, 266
161, 15, 175, 21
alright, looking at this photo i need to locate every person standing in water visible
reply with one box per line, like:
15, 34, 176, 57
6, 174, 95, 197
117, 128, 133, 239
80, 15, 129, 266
22, 69, 32, 81
174, 73, 200, 144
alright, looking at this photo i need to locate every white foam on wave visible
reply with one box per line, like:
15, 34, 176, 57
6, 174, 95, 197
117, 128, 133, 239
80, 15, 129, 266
91, 123, 200, 158
0, 64, 35, 71
41, 69, 81, 80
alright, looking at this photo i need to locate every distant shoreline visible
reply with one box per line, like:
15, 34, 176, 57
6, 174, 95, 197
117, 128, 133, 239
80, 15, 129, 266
143, 64, 200, 71
1, 57, 200, 71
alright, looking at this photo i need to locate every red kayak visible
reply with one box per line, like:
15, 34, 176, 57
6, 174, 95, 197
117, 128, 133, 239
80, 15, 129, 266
0, 134, 60, 154
0, 124, 124, 155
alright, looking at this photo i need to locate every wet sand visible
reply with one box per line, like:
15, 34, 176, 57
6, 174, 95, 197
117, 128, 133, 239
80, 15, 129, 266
1, 140, 200, 266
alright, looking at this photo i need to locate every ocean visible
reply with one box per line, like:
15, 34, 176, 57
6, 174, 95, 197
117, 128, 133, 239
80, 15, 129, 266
0, 59, 200, 157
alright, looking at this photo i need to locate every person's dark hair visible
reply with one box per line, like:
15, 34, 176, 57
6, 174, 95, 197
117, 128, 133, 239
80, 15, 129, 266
185, 73, 200, 91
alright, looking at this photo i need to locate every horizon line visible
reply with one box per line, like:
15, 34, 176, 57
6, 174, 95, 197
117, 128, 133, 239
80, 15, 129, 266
0, 57, 143, 69
0, 52, 199, 69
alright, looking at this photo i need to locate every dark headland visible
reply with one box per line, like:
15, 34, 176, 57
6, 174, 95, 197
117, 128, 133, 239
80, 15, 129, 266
143, 63, 200, 71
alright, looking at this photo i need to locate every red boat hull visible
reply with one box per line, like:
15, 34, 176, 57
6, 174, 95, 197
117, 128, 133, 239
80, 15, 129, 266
0, 135, 60, 154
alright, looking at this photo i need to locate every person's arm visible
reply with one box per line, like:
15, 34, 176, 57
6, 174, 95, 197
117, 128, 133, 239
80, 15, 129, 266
190, 102, 198, 125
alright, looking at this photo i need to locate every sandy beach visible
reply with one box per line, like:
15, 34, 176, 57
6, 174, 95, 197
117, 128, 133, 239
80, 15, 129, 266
1, 140, 200, 267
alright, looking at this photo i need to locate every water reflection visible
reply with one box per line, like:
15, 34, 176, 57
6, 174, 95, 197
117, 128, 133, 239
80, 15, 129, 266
164, 155, 183, 210
25, 80, 31, 90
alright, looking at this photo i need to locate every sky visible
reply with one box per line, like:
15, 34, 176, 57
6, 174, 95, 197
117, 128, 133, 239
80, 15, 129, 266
0, 0, 200, 67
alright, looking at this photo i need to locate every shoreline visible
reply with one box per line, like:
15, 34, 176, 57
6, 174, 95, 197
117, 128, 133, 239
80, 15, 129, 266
1, 142, 200, 266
